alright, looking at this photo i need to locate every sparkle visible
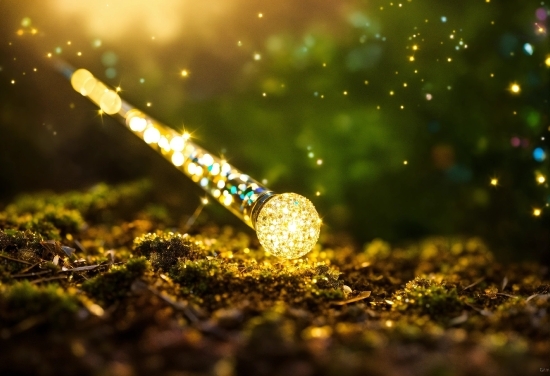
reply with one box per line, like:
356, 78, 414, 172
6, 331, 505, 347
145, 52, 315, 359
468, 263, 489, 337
490, 178, 498, 186
181, 69, 189, 77
253, 53, 261, 61
510, 83, 520, 93
316, 159, 323, 165
533, 208, 542, 217
536, 174, 546, 184
258, 13, 263, 18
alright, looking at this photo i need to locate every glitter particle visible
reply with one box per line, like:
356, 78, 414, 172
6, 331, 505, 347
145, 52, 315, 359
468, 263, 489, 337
510, 83, 520, 93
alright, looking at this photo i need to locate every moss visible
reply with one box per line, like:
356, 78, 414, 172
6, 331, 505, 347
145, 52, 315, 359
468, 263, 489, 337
6, 180, 151, 224
81, 257, 149, 304
0, 229, 44, 256
133, 232, 203, 271
390, 277, 463, 320
169, 255, 344, 310
0, 281, 79, 326
0, 186, 548, 375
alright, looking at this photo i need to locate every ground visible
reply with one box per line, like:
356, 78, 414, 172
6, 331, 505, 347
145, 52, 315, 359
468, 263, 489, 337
0, 181, 548, 376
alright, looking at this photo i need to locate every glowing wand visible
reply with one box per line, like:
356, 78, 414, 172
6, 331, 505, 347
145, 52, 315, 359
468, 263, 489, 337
54, 62, 321, 259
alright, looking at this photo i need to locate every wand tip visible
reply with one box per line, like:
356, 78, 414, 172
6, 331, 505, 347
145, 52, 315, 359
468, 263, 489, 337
255, 193, 321, 259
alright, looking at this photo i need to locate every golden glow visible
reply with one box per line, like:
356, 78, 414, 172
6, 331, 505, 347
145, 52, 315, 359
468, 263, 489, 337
223, 194, 233, 206
128, 116, 147, 132
181, 69, 189, 77
533, 208, 542, 217
171, 152, 184, 166
510, 83, 520, 94
158, 136, 170, 151
255, 193, 321, 259
52, 0, 237, 43
70, 69, 93, 94
202, 154, 214, 166
143, 127, 161, 144
170, 136, 185, 151
99, 90, 122, 115
545, 56, 550, 67
490, 178, 498, 186
536, 174, 546, 184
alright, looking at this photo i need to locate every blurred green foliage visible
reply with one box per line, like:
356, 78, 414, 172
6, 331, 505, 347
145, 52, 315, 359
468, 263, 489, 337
0, 1, 548, 260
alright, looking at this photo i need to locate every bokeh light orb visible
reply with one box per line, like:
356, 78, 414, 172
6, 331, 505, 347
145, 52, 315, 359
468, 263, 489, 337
255, 193, 321, 259
70, 68, 93, 95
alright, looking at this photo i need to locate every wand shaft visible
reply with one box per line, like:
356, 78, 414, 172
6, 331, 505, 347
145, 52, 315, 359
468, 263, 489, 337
56, 61, 272, 228
54, 60, 321, 259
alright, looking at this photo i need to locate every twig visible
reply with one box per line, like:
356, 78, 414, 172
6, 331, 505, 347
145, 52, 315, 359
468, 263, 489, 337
31, 275, 68, 284
0, 253, 33, 265
464, 302, 493, 316
59, 264, 101, 273
12, 270, 52, 278
526, 293, 550, 302
18, 262, 41, 274
495, 293, 516, 298
333, 291, 372, 306
462, 277, 485, 291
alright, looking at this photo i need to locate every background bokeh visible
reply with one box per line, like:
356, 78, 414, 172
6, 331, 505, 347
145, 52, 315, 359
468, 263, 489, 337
0, 0, 548, 261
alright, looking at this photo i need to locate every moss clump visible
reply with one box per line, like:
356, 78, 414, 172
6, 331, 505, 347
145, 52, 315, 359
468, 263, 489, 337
391, 277, 463, 319
82, 257, 149, 304
5, 180, 151, 224
0, 281, 79, 326
169, 256, 344, 310
0, 229, 44, 255
133, 232, 203, 271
